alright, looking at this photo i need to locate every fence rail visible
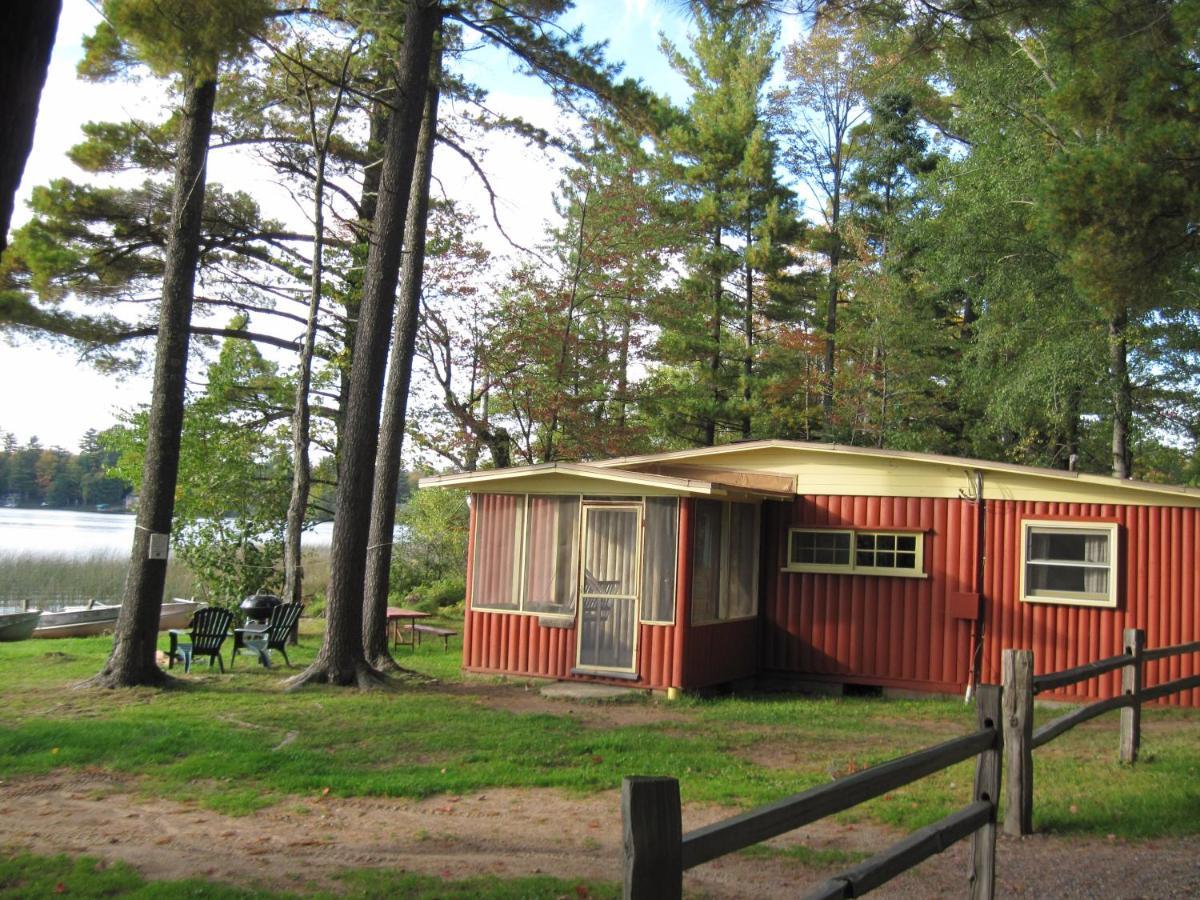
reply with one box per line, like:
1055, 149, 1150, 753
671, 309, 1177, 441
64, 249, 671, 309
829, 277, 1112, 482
1003, 629, 1200, 836
622, 685, 1002, 900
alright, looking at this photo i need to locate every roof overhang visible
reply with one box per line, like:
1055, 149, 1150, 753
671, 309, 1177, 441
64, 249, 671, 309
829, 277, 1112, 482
418, 462, 729, 497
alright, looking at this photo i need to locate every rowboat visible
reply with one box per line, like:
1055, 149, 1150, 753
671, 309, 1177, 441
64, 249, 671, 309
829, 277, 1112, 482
0, 610, 42, 642
32, 599, 205, 638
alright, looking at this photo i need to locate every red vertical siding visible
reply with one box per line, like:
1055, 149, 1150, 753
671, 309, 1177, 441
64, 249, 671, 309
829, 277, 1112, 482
982, 501, 1200, 706
761, 496, 976, 693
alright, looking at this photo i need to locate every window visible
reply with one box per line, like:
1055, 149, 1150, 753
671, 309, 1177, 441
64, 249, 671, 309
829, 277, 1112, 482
470, 494, 524, 611
692, 500, 760, 625
641, 497, 679, 624
471, 494, 580, 615
524, 496, 580, 615
1021, 521, 1118, 608
785, 528, 925, 577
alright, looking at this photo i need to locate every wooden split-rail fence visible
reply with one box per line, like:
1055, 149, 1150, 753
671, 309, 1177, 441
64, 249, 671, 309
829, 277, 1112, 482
1001, 628, 1200, 836
621, 630, 1199, 899
621, 685, 1003, 900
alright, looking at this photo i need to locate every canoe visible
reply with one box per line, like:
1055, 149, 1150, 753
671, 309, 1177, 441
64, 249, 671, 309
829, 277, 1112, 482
0, 610, 42, 642
32, 599, 206, 638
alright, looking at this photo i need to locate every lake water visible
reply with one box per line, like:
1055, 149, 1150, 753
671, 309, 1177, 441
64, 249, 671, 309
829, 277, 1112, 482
0, 508, 335, 557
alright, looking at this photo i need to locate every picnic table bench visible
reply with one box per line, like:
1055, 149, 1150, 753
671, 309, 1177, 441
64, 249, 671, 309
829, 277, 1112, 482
409, 622, 457, 650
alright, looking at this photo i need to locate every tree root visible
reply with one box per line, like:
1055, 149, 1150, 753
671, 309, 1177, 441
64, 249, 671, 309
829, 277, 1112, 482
282, 657, 392, 692
75, 663, 175, 691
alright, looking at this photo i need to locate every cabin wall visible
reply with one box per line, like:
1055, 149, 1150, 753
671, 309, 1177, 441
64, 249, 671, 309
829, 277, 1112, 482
983, 500, 1200, 706
460, 493, 690, 690
760, 495, 977, 693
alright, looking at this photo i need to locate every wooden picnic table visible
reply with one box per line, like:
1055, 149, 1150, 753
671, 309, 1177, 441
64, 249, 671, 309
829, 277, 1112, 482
386, 607, 431, 649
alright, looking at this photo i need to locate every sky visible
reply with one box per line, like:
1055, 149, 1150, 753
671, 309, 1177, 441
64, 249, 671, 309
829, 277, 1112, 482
0, 1, 802, 452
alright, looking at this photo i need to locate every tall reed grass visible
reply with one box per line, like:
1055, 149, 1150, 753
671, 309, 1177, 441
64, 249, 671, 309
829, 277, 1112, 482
0, 548, 331, 611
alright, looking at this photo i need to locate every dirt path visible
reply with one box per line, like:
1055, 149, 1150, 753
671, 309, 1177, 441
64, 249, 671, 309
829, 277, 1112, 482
1, 772, 1197, 898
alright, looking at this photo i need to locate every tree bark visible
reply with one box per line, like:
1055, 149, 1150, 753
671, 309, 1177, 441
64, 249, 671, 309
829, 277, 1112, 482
742, 251, 753, 440
363, 52, 442, 672
84, 78, 217, 689
1110, 308, 1131, 479
0, 0, 60, 256
822, 184, 842, 424
286, 0, 440, 690
705, 224, 722, 447
336, 91, 391, 452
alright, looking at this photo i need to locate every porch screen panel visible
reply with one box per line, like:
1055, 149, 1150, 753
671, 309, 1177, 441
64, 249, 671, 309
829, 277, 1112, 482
721, 502, 758, 619
579, 507, 639, 670
691, 499, 723, 624
641, 497, 679, 623
524, 496, 580, 615
470, 494, 523, 610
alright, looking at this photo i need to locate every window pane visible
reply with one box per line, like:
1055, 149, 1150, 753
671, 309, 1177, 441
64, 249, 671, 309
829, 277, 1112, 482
1029, 529, 1109, 564
897, 535, 916, 552
524, 496, 579, 615
856, 551, 873, 567
692, 500, 723, 624
722, 503, 757, 619
642, 498, 679, 623
896, 552, 916, 568
471, 494, 522, 610
583, 508, 639, 595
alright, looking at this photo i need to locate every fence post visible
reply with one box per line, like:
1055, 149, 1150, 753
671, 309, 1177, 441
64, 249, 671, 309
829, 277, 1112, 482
1001, 649, 1034, 836
621, 776, 682, 900
1120, 628, 1145, 764
969, 684, 1001, 900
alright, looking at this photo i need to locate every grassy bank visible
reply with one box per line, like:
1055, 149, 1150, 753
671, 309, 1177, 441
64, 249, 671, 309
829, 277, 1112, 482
0, 851, 619, 899
0, 622, 1197, 841
0, 548, 332, 610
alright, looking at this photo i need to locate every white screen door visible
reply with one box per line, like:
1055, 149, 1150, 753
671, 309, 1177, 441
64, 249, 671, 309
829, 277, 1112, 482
576, 504, 641, 673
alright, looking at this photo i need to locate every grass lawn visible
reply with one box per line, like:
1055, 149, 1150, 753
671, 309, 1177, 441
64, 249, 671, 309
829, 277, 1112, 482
1, 618, 1197, 895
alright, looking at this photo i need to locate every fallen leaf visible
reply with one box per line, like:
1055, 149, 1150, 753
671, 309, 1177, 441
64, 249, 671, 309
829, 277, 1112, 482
1069, 804, 1079, 814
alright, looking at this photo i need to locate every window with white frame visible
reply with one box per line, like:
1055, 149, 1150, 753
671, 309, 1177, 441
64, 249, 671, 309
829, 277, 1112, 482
1021, 521, 1118, 608
691, 499, 760, 625
785, 528, 925, 577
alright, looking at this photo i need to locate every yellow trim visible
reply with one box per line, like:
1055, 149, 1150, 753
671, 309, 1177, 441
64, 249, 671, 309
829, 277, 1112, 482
589, 439, 1200, 508
420, 462, 722, 497
784, 527, 927, 578
1019, 520, 1119, 608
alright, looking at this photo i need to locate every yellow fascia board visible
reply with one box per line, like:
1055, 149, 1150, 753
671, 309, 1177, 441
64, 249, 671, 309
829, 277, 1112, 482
418, 462, 721, 497
588, 440, 1200, 508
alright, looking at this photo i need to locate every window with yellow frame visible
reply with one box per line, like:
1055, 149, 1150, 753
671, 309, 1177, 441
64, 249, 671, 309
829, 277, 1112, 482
785, 527, 925, 577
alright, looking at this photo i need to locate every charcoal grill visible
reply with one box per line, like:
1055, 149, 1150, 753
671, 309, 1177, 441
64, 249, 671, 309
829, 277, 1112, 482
240, 593, 281, 625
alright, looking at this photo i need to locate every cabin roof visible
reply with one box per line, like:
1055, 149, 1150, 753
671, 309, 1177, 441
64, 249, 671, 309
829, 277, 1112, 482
419, 440, 1200, 508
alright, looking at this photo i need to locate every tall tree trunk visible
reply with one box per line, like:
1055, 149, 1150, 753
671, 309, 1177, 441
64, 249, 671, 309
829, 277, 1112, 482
286, 0, 440, 690
822, 196, 841, 425
705, 224, 722, 447
1110, 308, 1132, 479
85, 78, 217, 688
283, 62, 350, 607
616, 295, 632, 434
742, 252, 753, 440
363, 53, 441, 672
337, 93, 391, 450
0, 0, 60, 256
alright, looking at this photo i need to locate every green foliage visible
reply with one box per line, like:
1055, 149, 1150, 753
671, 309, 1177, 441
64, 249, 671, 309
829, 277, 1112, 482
650, 4, 801, 445
106, 325, 295, 605
0, 429, 130, 509
388, 488, 469, 604
94, 0, 273, 83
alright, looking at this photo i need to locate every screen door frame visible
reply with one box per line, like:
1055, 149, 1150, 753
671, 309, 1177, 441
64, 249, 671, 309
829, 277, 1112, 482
574, 502, 642, 676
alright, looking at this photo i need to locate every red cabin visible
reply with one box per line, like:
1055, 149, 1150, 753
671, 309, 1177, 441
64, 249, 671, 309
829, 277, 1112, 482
421, 441, 1200, 706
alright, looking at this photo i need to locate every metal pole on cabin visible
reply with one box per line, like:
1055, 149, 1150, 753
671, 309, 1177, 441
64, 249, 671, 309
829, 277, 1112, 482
969, 684, 1002, 900
1002, 649, 1034, 836
621, 776, 682, 900
1119, 628, 1145, 764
